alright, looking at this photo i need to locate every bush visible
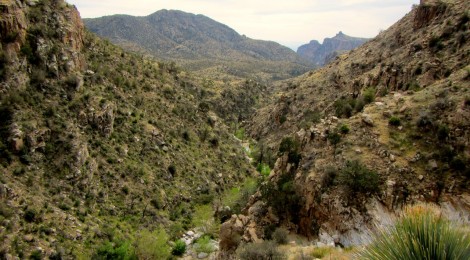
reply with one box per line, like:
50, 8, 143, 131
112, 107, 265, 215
337, 160, 380, 195
388, 116, 401, 126
257, 163, 271, 177
237, 241, 284, 260
135, 228, 171, 260
171, 239, 186, 256
93, 241, 137, 260
360, 204, 470, 260
339, 124, 350, 134
24, 208, 37, 223
278, 137, 301, 166
362, 88, 375, 104
194, 235, 215, 253
272, 228, 289, 244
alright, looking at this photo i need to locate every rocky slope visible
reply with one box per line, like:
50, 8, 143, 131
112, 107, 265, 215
219, 0, 470, 255
0, 0, 256, 258
84, 10, 313, 81
297, 31, 369, 67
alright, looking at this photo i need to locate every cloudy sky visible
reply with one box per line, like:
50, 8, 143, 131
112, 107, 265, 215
67, 0, 418, 50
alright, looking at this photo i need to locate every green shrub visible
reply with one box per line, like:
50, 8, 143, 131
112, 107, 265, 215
388, 116, 401, 126
93, 241, 137, 260
257, 163, 271, 177
336, 160, 380, 195
221, 178, 258, 214
363, 88, 375, 104
321, 167, 337, 189
24, 208, 37, 223
237, 240, 284, 260
360, 204, 470, 260
261, 173, 301, 223
135, 228, 171, 260
272, 227, 289, 244
437, 124, 450, 141
327, 131, 341, 147
310, 247, 334, 258
192, 205, 218, 235
30, 250, 42, 260
194, 235, 215, 253
278, 137, 301, 166
171, 239, 186, 256
339, 124, 350, 134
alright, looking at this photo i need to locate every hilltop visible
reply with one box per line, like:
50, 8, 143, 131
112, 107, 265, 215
84, 10, 313, 81
297, 31, 369, 66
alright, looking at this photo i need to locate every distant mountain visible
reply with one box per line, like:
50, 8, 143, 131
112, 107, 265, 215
297, 31, 369, 66
84, 10, 313, 81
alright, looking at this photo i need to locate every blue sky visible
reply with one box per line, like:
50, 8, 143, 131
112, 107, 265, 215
67, 0, 418, 50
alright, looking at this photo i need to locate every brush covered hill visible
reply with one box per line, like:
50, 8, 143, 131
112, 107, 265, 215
0, 0, 256, 258
219, 0, 470, 255
84, 10, 313, 82
297, 31, 370, 66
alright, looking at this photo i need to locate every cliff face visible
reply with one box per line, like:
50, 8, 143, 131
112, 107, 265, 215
220, 0, 470, 254
297, 31, 369, 66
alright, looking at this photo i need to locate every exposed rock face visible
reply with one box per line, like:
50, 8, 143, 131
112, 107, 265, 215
297, 32, 369, 66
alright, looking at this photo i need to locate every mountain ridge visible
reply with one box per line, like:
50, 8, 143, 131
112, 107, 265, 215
84, 9, 313, 81
297, 31, 370, 66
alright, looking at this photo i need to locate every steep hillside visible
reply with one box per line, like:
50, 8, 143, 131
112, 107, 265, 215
0, 0, 255, 258
297, 31, 369, 66
84, 10, 313, 81
219, 0, 470, 256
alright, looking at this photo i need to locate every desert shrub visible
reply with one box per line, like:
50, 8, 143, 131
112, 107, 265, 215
24, 208, 37, 223
168, 164, 176, 176
194, 235, 215, 253
171, 239, 186, 256
221, 177, 258, 215
321, 167, 337, 189
327, 131, 341, 147
272, 227, 289, 244
93, 241, 137, 260
360, 204, 470, 260
362, 88, 375, 104
192, 205, 218, 235
278, 137, 301, 166
261, 173, 301, 223
30, 250, 42, 260
237, 241, 284, 260
30, 68, 46, 88
257, 163, 271, 177
339, 124, 350, 134
388, 116, 401, 126
310, 247, 334, 258
337, 160, 380, 195
135, 228, 171, 260
334, 98, 354, 118
437, 124, 450, 141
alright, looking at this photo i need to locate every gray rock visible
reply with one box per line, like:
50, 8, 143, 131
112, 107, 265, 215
428, 160, 438, 170
361, 114, 374, 126
198, 252, 208, 259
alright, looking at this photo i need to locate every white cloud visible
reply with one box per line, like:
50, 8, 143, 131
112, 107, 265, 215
67, 0, 418, 50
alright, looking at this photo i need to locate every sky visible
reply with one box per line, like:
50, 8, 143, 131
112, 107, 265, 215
67, 0, 419, 50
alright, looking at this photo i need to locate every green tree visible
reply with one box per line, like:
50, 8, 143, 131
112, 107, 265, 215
135, 228, 171, 260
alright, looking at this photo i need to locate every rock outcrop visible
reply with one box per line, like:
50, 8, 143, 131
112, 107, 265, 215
297, 32, 369, 66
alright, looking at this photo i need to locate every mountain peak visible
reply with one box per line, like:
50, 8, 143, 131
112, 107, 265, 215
297, 32, 369, 66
